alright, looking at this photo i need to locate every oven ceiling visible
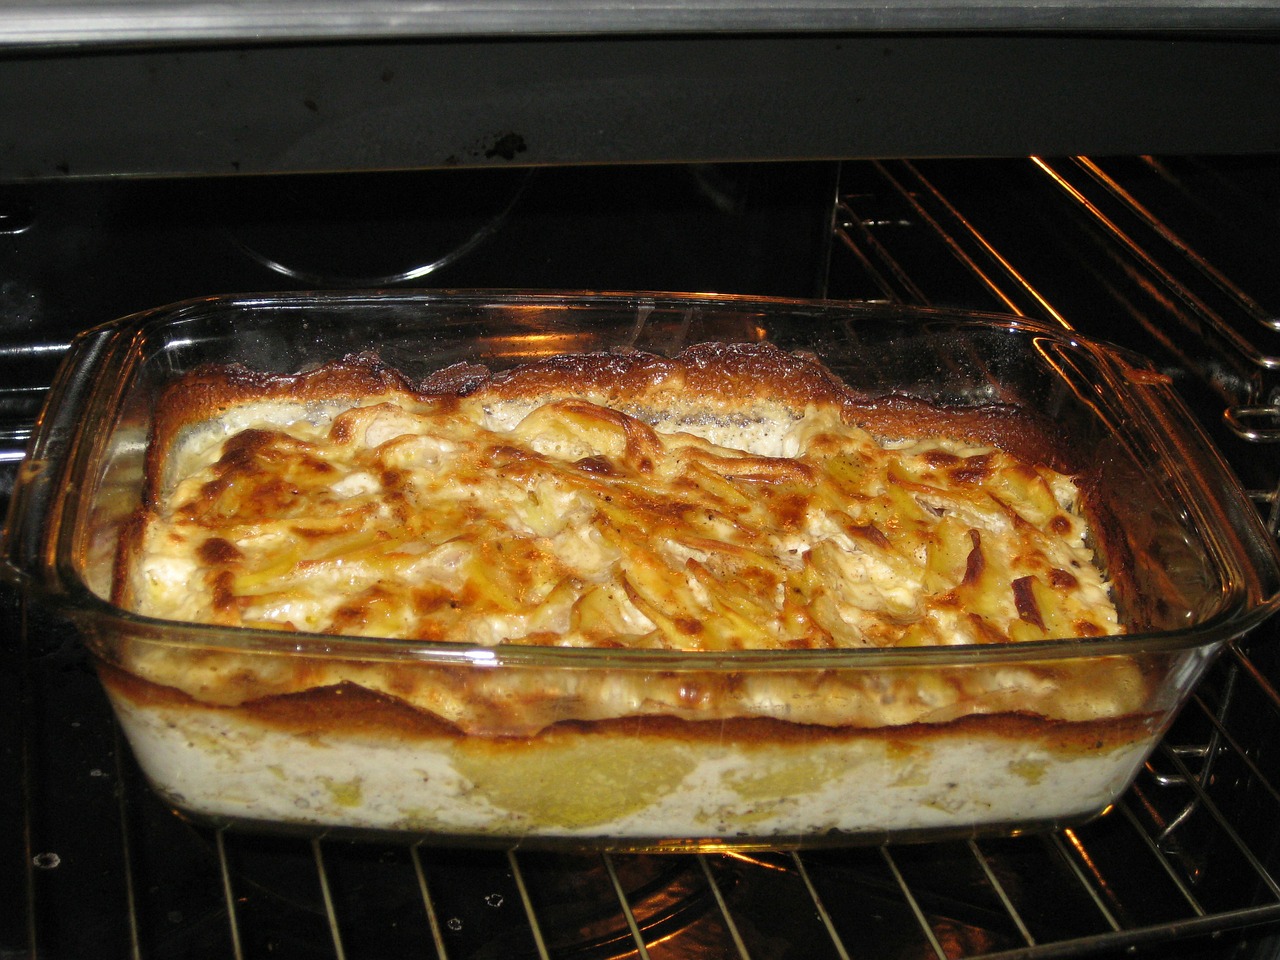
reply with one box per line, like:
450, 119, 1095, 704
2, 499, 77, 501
0, 3, 1277, 179
3, 0, 1280, 43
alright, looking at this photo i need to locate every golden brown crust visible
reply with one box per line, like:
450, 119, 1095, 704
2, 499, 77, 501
146, 343, 1075, 496
96, 658, 1156, 756
112, 341, 1141, 739
111, 510, 146, 613
144, 354, 421, 505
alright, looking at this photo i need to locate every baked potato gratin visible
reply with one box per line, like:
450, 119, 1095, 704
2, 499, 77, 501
120, 342, 1118, 654
99, 342, 1154, 844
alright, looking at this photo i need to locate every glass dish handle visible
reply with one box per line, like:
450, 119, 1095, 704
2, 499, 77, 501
1135, 374, 1280, 620
1, 324, 122, 593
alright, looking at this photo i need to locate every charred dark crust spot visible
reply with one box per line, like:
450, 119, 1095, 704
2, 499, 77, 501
962, 529, 985, 586
674, 617, 704, 636
210, 570, 236, 612
1048, 514, 1073, 535
921, 450, 961, 467
1048, 567, 1079, 590
573, 455, 617, 476
949, 454, 994, 485
847, 522, 891, 550
197, 537, 242, 565
1013, 576, 1045, 630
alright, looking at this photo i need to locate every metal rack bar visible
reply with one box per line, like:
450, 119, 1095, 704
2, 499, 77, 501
1114, 801, 1208, 917
877, 160, 1071, 325
967, 839, 1038, 949
1, 394, 47, 463
1071, 157, 1279, 336
1028, 157, 1273, 404
1229, 640, 1280, 713
111, 722, 145, 960
410, 847, 451, 960
1034, 156, 1266, 358
790, 852, 855, 960
1139, 674, 1236, 845
603, 853, 654, 960
507, 852, 552, 960
1155, 744, 1280, 902
880, 846, 948, 960
313, 840, 348, 960
974, 906, 1280, 960
838, 155, 1280, 898
698, 853, 753, 960
832, 196, 924, 304
1050, 831, 1123, 934
214, 830, 247, 960
839, 157, 1274, 417
1183, 687, 1280, 809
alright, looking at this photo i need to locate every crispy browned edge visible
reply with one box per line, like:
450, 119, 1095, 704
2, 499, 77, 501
96, 659, 1158, 757
139, 342, 1080, 495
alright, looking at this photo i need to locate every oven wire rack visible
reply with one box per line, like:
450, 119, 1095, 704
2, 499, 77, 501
5, 155, 1280, 959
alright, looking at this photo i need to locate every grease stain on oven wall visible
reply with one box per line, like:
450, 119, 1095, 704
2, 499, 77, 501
445, 131, 529, 166
484, 132, 527, 160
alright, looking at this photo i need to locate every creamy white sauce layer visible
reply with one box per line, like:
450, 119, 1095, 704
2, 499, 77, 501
107, 693, 1151, 843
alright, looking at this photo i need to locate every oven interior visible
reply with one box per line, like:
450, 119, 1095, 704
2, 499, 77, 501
3, 89, 1280, 960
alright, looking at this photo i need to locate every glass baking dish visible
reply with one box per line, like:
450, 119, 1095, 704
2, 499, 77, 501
5, 290, 1280, 852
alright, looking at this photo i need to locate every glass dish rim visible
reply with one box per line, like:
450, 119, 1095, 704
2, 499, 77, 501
82, 287, 1140, 343
18, 287, 1280, 670
57, 572, 1266, 670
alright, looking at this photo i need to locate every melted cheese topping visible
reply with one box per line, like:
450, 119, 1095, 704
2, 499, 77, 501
127, 395, 1119, 652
